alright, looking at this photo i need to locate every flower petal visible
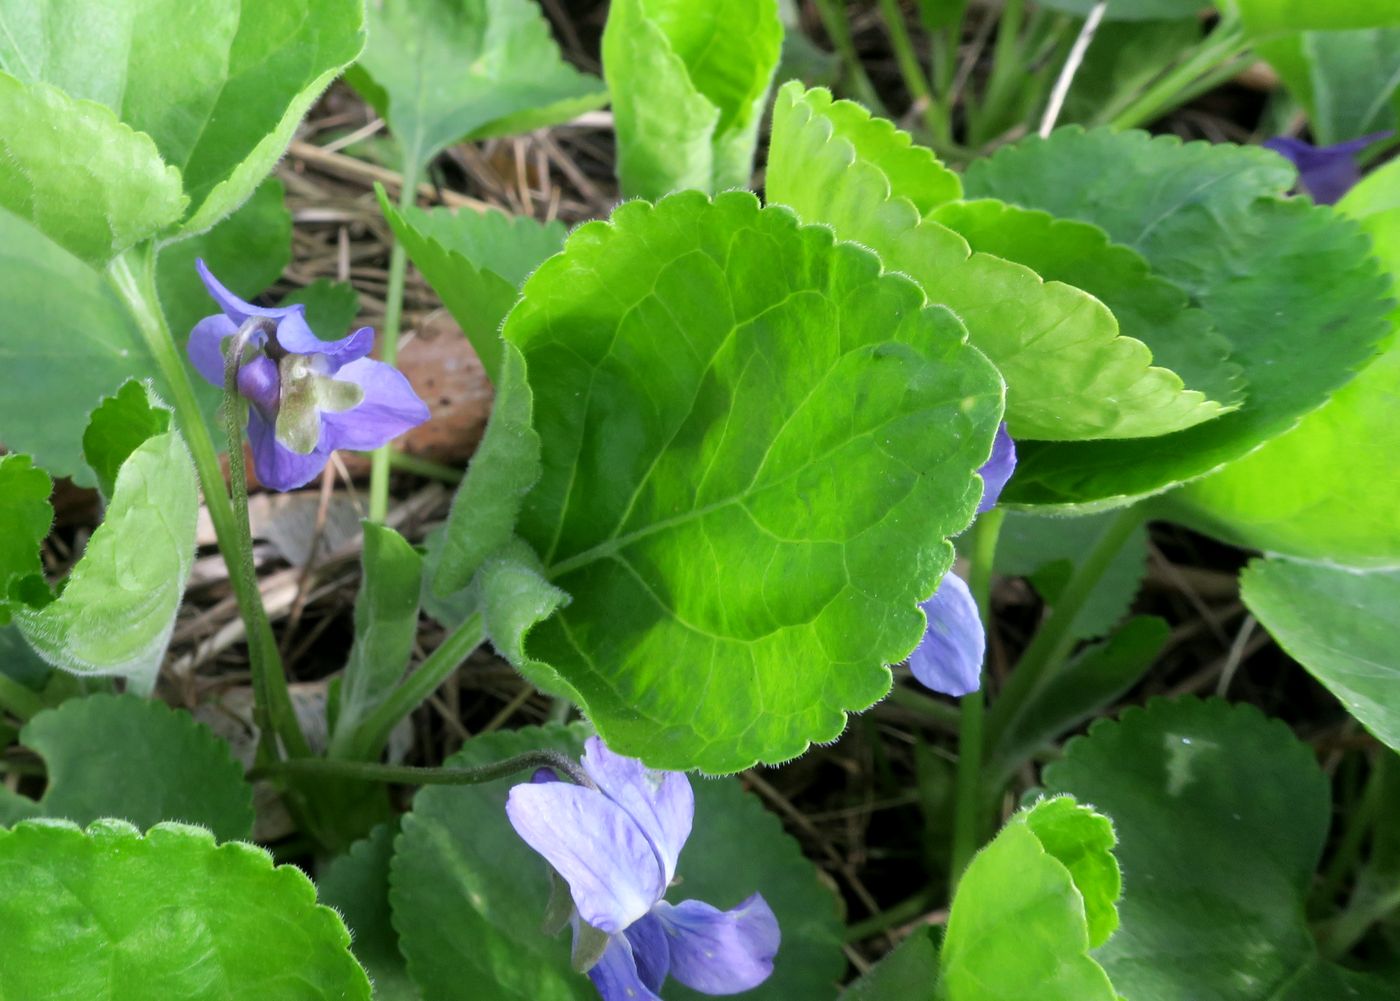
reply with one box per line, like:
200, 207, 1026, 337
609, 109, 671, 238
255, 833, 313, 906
586, 934, 664, 1001
506, 780, 666, 934
1265, 132, 1394, 205
246, 406, 332, 492
318, 357, 431, 452
976, 423, 1017, 514
910, 571, 985, 697
581, 736, 694, 887
623, 912, 671, 993
653, 894, 780, 995
187, 314, 239, 387
197, 259, 297, 323
277, 320, 375, 366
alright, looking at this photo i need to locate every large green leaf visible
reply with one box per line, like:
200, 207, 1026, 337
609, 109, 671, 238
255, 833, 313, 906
350, 0, 605, 176
391, 725, 844, 1001
14, 693, 253, 840
0, 819, 371, 999
938, 797, 1119, 1001
0, 73, 185, 266
331, 524, 424, 759
15, 381, 197, 693
489, 190, 1003, 771
1170, 155, 1400, 566
1243, 559, 1400, 753
930, 199, 1242, 410
1043, 698, 1395, 1000
964, 126, 1393, 510
379, 186, 567, 384
0, 455, 53, 626
1263, 28, 1400, 144
0, 0, 365, 235
319, 824, 420, 1001
767, 83, 1229, 442
603, 0, 783, 199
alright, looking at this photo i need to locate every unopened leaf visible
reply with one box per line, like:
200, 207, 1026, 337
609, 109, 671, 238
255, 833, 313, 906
768, 83, 1229, 442
0, 819, 371, 999
497, 191, 1003, 771
604, 0, 783, 198
965, 127, 1392, 510
18, 693, 253, 840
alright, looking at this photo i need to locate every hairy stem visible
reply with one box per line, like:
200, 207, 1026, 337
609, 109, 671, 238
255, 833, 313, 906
259, 747, 594, 790
950, 507, 1006, 885
108, 246, 310, 761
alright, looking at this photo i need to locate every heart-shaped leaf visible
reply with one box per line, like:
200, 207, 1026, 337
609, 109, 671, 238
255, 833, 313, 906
0, 819, 371, 999
767, 83, 1230, 442
965, 127, 1393, 510
478, 190, 1003, 771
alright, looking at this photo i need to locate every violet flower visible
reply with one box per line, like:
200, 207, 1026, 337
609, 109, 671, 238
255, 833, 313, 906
506, 738, 780, 1001
908, 423, 1016, 696
187, 261, 429, 491
1265, 132, 1394, 205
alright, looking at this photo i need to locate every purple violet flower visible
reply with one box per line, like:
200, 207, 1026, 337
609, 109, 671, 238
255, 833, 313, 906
187, 260, 429, 491
507, 738, 780, 1001
908, 423, 1016, 696
1265, 132, 1394, 205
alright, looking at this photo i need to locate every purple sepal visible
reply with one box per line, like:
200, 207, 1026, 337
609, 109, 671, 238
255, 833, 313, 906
654, 895, 781, 995
1265, 132, 1394, 205
976, 423, 1017, 514
910, 571, 985, 697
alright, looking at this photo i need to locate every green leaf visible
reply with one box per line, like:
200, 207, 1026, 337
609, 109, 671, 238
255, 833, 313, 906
939, 797, 1119, 1001
497, 190, 1003, 771
0, 819, 371, 999
379, 185, 567, 384
767, 83, 1229, 442
0, 455, 53, 626
350, 0, 606, 177
1061, 18, 1206, 126
839, 927, 941, 1000
964, 126, 1393, 510
332, 524, 424, 759
930, 199, 1242, 411
991, 616, 1170, 777
1043, 698, 1394, 1000
0, 73, 185, 266
1266, 28, 1400, 144
1235, 0, 1400, 33
81, 379, 171, 500
475, 541, 576, 702
1242, 559, 1400, 753
1030, 0, 1206, 20
1169, 155, 1400, 566
15, 382, 197, 693
279, 278, 361, 340
0, 624, 52, 692
991, 510, 1149, 642
0, 0, 366, 235
433, 344, 542, 596
390, 725, 844, 1001
319, 824, 420, 1001
603, 0, 783, 198
16, 693, 253, 840
0, 787, 40, 827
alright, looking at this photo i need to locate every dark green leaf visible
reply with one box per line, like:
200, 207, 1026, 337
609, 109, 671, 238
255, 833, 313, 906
18, 693, 253, 840
319, 823, 420, 1001
279, 278, 361, 340
0, 455, 53, 626
500, 191, 1003, 771
81, 379, 171, 500
0, 819, 371, 999
965, 127, 1392, 510
839, 927, 940, 1000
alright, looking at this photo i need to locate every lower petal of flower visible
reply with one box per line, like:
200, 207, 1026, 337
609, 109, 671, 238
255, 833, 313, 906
246, 406, 333, 492
623, 911, 671, 993
318, 357, 430, 453
586, 934, 664, 1001
652, 894, 780, 995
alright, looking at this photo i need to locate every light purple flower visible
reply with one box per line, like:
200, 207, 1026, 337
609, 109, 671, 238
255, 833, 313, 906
186, 260, 429, 491
1265, 132, 1394, 205
977, 423, 1016, 514
911, 571, 984, 696
506, 738, 780, 1001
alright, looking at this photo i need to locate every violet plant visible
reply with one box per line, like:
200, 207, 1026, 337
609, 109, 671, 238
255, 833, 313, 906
1, 0, 1400, 999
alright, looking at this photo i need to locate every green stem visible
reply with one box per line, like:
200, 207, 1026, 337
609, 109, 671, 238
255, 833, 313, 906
965, 0, 1026, 147
885, 685, 962, 731
108, 247, 310, 760
986, 506, 1144, 756
877, 0, 948, 145
813, 0, 888, 115
344, 610, 486, 760
0, 674, 44, 722
844, 890, 936, 941
367, 167, 420, 522
1104, 19, 1248, 130
950, 507, 1005, 885
385, 450, 463, 484
259, 747, 592, 789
